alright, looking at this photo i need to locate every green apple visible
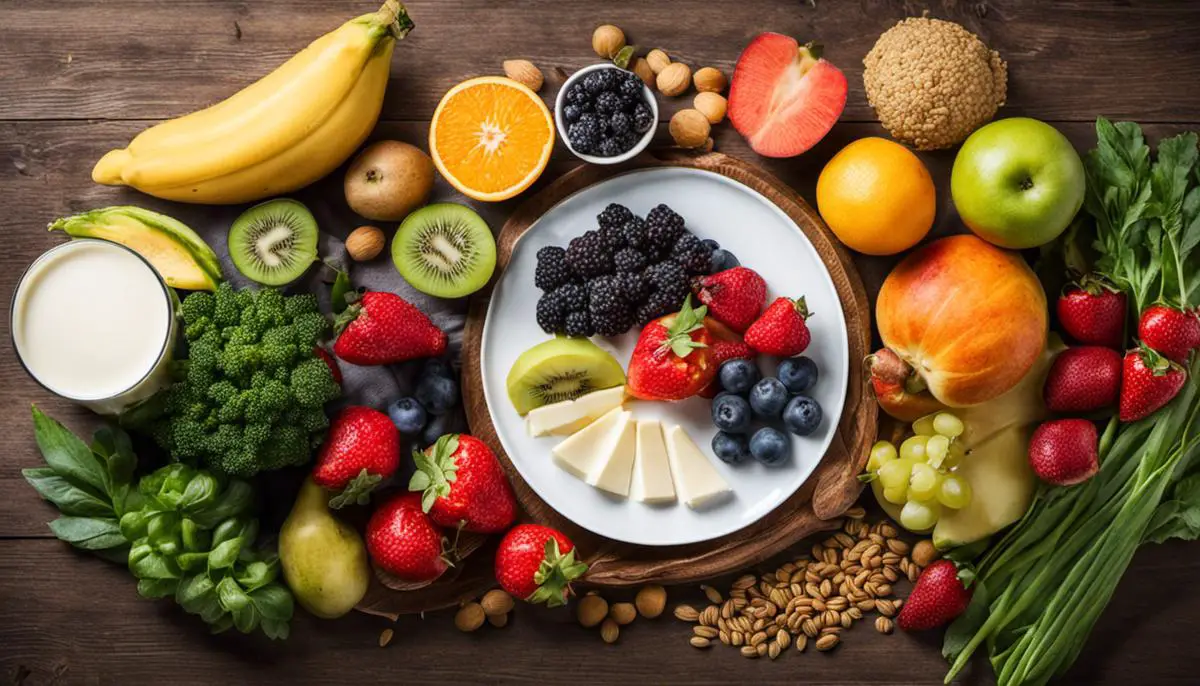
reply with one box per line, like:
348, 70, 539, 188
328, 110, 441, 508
951, 118, 1085, 250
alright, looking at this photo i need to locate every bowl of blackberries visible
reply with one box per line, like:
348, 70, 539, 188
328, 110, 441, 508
555, 64, 658, 164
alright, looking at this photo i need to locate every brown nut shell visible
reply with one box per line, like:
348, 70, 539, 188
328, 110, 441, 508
657, 62, 692, 97
693, 67, 728, 93
669, 109, 711, 148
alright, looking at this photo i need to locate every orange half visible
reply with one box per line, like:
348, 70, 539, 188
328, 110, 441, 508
429, 76, 555, 202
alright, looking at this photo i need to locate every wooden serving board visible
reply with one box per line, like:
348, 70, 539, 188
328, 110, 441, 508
357, 150, 875, 619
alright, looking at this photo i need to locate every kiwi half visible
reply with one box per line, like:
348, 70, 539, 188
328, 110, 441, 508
392, 203, 496, 298
228, 198, 319, 286
506, 337, 626, 415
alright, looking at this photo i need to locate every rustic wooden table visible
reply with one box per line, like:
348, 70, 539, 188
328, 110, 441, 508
3, 1, 1199, 684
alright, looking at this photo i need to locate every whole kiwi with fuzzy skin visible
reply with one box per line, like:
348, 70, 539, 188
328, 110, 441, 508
344, 140, 435, 222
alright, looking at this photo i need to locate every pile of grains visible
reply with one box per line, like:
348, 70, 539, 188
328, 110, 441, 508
674, 509, 923, 659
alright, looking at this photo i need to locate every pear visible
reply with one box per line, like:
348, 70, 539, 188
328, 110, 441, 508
279, 478, 371, 619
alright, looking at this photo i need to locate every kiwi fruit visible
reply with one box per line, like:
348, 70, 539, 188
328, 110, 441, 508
506, 338, 626, 415
228, 198, 319, 286
392, 203, 496, 298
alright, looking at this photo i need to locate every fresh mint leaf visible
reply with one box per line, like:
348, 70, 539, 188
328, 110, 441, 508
22, 467, 113, 518
48, 516, 125, 550
32, 406, 108, 496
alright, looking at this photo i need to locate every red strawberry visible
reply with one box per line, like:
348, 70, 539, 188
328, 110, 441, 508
627, 296, 717, 401
409, 434, 516, 534
1138, 304, 1200, 362
896, 560, 973, 632
1056, 277, 1126, 348
744, 296, 812, 357
691, 267, 767, 333
313, 406, 400, 508
698, 318, 756, 399
1120, 346, 1187, 422
1043, 346, 1122, 413
333, 291, 447, 366
366, 493, 448, 583
1028, 419, 1100, 486
728, 34, 847, 158
314, 347, 343, 386
494, 524, 587, 607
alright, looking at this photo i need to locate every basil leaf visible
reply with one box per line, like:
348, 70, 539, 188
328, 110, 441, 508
208, 614, 234, 634
208, 536, 243, 571
128, 544, 181, 580
235, 560, 277, 592
176, 573, 216, 612
251, 584, 295, 622
93, 544, 131, 565
216, 576, 251, 612
32, 406, 107, 495
192, 480, 254, 528
47, 516, 125, 550
231, 603, 259, 634
90, 425, 136, 497
179, 472, 218, 512
260, 618, 290, 641
22, 467, 113, 518
330, 266, 352, 315
137, 577, 180, 599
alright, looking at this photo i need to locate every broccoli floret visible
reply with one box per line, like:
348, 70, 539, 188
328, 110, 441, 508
149, 286, 342, 478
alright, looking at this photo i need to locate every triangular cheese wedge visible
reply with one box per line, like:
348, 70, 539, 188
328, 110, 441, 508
526, 386, 626, 437
664, 425, 731, 509
552, 407, 628, 481
590, 413, 637, 496
633, 420, 676, 504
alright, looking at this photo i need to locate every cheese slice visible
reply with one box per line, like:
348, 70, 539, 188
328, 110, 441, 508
664, 425, 731, 509
552, 407, 628, 481
526, 386, 626, 437
632, 420, 676, 504
590, 413, 637, 496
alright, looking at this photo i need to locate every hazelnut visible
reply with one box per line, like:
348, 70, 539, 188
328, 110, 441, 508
577, 594, 608, 628
634, 584, 667, 618
609, 602, 637, 625
502, 59, 543, 92
480, 589, 515, 616
487, 612, 509, 628
592, 24, 626, 59
454, 602, 486, 632
631, 57, 655, 87
912, 539, 940, 567
600, 618, 620, 644
693, 91, 727, 124
656, 62, 692, 97
693, 66, 728, 93
346, 225, 385, 261
646, 48, 671, 74
669, 109, 711, 148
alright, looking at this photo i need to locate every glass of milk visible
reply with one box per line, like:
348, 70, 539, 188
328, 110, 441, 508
10, 239, 178, 415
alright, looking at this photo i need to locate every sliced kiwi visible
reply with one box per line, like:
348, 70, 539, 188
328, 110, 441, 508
506, 337, 626, 415
392, 203, 496, 298
228, 198, 318, 286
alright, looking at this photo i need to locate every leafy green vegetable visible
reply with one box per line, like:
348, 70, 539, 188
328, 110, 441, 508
944, 120, 1200, 686
23, 407, 293, 639
129, 282, 341, 477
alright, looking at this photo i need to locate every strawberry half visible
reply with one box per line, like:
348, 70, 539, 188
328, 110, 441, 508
728, 34, 847, 158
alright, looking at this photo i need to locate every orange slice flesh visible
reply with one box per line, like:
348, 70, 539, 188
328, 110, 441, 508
429, 77, 555, 202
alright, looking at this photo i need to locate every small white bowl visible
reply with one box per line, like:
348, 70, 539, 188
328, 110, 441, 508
554, 63, 658, 165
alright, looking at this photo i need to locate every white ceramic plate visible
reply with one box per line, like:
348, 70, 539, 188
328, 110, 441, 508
480, 168, 849, 546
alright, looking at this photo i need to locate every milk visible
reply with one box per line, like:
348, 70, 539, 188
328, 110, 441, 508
12, 239, 176, 414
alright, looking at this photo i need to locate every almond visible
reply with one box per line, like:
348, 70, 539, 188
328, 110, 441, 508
503, 59, 543, 92
346, 225, 385, 262
481, 589, 514, 616
454, 602, 486, 632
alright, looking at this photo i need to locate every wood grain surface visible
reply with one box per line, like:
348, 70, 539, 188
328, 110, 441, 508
2, 1, 1199, 684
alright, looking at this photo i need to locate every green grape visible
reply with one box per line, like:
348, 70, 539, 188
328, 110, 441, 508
933, 412, 965, 438
911, 414, 937, 436
944, 440, 968, 469
899, 498, 942, 531
899, 435, 929, 462
908, 462, 942, 501
877, 458, 914, 491
938, 474, 972, 509
926, 435, 950, 469
867, 440, 898, 471
883, 485, 908, 505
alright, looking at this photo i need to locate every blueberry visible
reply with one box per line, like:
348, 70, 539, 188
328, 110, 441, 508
783, 395, 823, 436
415, 373, 459, 416
777, 356, 818, 394
709, 248, 740, 273
422, 358, 455, 381
711, 394, 752, 433
701, 238, 720, 252
712, 431, 750, 464
421, 411, 465, 448
749, 427, 791, 466
387, 397, 427, 435
748, 377, 789, 419
718, 359, 760, 395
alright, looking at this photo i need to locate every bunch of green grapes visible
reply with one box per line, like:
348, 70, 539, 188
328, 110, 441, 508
865, 412, 972, 531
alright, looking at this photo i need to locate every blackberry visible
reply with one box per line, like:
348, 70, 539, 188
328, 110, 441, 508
609, 111, 632, 137
646, 260, 689, 303
632, 102, 654, 133
597, 137, 623, 157
613, 271, 649, 304
598, 222, 628, 251
613, 247, 648, 273
587, 276, 626, 317
566, 83, 589, 105
646, 204, 688, 255
565, 230, 613, 278
534, 246, 572, 291
577, 112, 599, 128
617, 131, 640, 153
554, 282, 587, 312
673, 233, 712, 274
584, 68, 619, 94
619, 217, 648, 250
636, 291, 684, 325
619, 76, 644, 101
597, 203, 634, 231
564, 311, 594, 338
594, 91, 622, 115
593, 308, 633, 337
535, 292, 567, 333
567, 118, 603, 154
563, 104, 583, 123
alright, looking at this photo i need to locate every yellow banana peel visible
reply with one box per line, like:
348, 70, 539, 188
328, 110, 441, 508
93, 1, 412, 205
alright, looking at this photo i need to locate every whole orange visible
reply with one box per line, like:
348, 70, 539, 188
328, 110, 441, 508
816, 137, 936, 255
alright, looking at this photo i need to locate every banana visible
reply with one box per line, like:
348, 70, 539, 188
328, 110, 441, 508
93, 1, 412, 205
